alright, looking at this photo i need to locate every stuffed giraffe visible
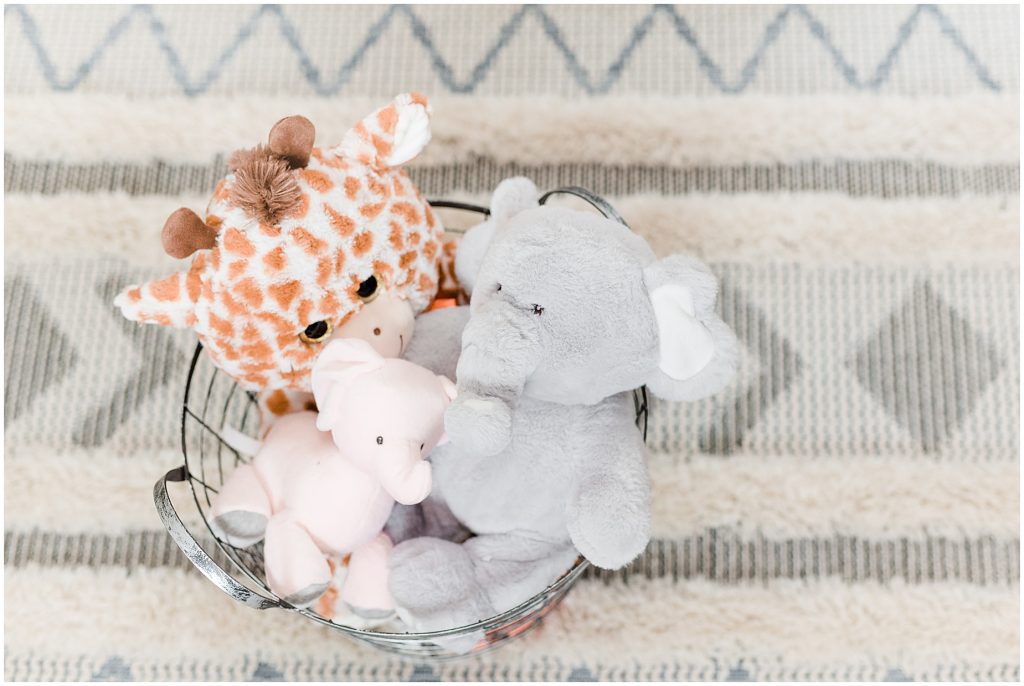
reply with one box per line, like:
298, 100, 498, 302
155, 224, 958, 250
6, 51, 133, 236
114, 93, 448, 423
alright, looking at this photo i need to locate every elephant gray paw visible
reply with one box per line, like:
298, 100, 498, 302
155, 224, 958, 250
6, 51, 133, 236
444, 395, 512, 457
389, 537, 494, 631
210, 510, 268, 548
283, 582, 329, 609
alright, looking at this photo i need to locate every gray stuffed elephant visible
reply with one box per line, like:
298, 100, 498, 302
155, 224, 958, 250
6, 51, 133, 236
388, 178, 738, 633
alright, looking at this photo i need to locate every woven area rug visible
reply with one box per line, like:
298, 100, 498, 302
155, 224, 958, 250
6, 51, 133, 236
4, 4, 1020, 681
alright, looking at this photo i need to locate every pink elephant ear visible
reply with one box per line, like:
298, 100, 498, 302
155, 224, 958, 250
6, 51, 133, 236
311, 338, 386, 430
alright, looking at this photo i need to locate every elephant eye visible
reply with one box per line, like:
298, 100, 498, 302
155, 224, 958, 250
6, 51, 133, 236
376, 436, 384, 445
357, 273, 381, 303
532, 304, 544, 316
299, 320, 333, 344
495, 283, 502, 292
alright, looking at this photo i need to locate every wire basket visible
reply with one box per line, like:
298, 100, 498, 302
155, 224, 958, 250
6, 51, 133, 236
153, 192, 649, 660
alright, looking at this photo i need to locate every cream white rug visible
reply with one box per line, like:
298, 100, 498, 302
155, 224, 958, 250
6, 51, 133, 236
4, 4, 1019, 681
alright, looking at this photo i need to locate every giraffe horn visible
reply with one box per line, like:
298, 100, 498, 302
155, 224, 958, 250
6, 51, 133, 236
161, 208, 217, 259
268, 115, 315, 168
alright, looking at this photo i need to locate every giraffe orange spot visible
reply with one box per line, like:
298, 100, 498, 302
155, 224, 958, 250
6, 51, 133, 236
371, 135, 392, 160
144, 313, 173, 326
289, 193, 310, 219
367, 177, 390, 198
221, 289, 247, 318
280, 368, 307, 386
360, 202, 386, 219
400, 250, 418, 268
284, 345, 316, 364
223, 228, 255, 257
297, 299, 313, 326
228, 260, 248, 281
290, 227, 327, 256
301, 169, 334, 193
418, 273, 436, 293
209, 247, 222, 270
373, 260, 394, 282
423, 240, 439, 261
407, 231, 421, 245
205, 214, 223, 230
244, 373, 269, 387
376, 104, 398, 134
213, 180, 230, 202
344, 177, 361, 201
409, 92, 428, 107
353, 121, 370, 141
208, 312, 233, 338
317, 258, 333, 287
256, 311, 293, 334
201, 279, 214, 302
276, 332, 298, 350
389, 222, 404, 250
334, 249, 346, 275
216, 338, 240, 361
241, 340, 274, 361
320, 292, 341, 316
241, 358, 276, 372
268, 280, 302, 310
259, 222, 281, 237
352, 232, 374, 257
234, 278, 263, 308
392, 176, 407, 197
263, 247, 287, 272
426, 207, 438, 229
392, 202, 421, 225
325, 206, 356, 237
149, 274, 181, 302
126, 287, 142, 302
241, 322, 262, 341
265, 389, 291, 416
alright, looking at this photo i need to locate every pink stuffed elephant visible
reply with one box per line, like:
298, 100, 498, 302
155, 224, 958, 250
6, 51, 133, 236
210, 338, 456, 610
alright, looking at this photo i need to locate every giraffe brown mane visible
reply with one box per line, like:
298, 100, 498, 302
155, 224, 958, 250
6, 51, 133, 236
228, 144, 303, 224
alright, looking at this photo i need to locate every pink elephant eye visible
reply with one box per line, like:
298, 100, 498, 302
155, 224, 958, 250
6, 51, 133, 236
376, 436, 383, 445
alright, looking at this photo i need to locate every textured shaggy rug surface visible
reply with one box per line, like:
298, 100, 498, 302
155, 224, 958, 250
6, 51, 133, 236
3, 4, 1020, 682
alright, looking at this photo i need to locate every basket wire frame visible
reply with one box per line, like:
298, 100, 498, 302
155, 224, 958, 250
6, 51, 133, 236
160, 193, 648, 659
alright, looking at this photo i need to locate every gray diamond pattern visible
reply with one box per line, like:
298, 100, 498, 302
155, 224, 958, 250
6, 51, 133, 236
848, 280, 1004, 453
4, 275, 78, 424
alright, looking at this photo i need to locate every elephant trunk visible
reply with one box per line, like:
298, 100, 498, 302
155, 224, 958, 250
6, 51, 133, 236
445, 298, 541, 456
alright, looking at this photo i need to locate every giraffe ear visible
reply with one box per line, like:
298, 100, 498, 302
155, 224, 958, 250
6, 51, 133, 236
114, 271, 197, 328
333, 93, 432, 169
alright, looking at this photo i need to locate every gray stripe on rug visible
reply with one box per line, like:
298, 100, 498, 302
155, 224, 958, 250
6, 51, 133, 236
7, 529, 1018, 586
4, 157, 1019, 197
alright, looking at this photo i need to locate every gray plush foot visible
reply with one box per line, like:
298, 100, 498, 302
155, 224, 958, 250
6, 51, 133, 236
283, 582, 329, 608
389, 537, 494, 631
348, 606, 395, 620
210, 511, 268, 548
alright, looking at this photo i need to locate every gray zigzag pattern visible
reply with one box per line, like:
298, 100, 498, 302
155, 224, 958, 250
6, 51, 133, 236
4, 4, 1002, 96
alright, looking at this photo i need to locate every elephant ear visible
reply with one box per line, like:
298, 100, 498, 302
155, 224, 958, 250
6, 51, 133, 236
490, 176, 539, 222
454, 177, 539, 294
311, 338, 386, 430
642, 255, 739, 402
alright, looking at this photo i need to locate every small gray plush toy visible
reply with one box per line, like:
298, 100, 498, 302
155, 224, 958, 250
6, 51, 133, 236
388, 178, 738, 633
